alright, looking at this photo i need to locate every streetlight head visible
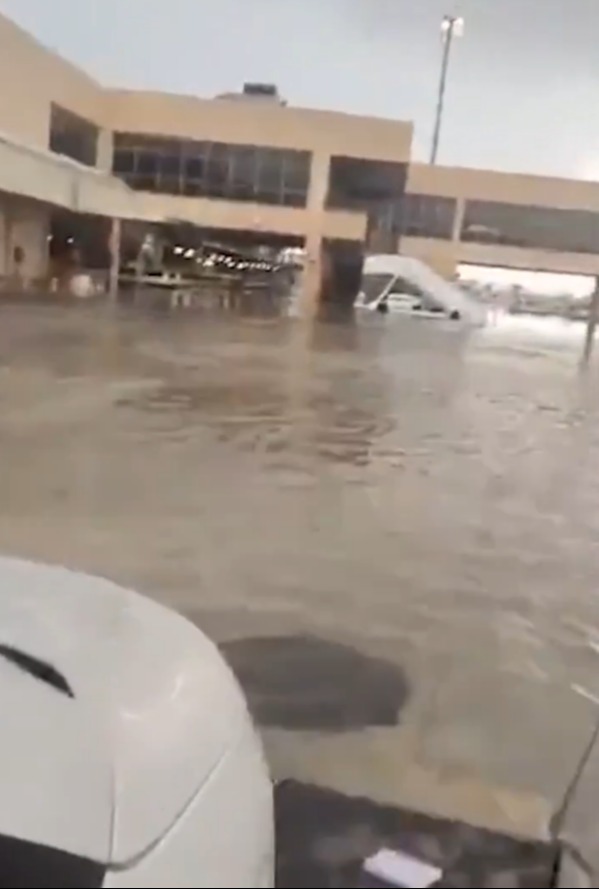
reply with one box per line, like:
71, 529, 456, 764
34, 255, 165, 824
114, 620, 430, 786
441, 15, 465, 36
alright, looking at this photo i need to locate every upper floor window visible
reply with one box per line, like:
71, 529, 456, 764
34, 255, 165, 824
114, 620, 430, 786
400, 194, 457, 240
461, 200, 599, 254
327, 157, 407, 212
49, 104, 99, 168
112, 134, 312, 208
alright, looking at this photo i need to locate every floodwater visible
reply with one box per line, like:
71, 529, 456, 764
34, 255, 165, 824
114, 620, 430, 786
2, 301, 599, 839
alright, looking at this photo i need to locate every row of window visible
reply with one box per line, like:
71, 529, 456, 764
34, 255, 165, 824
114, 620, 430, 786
364, 195, 458, 241
107, 132, 599, 256
326, 156, 408, 211
461, 200, 599, 255
399, 196, 599, 255
112, 134, 312, 207
401, 194, 457, 240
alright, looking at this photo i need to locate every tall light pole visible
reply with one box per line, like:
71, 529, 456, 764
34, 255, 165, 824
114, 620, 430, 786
430, 14, 464, 165
582, 277, 599, 366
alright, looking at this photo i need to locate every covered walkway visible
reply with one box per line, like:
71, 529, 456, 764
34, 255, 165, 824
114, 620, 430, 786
0, 129, 164, 290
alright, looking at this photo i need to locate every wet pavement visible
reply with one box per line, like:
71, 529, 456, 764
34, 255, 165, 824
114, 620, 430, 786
2, 302, 599, 846
275, 782, 558, 887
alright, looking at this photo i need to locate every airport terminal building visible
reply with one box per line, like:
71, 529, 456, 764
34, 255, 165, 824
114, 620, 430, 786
3, 11, 599, 292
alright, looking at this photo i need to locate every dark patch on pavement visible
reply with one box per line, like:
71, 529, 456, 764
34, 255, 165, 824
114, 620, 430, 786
275, 781, 558, 887
221, 635, 409, 731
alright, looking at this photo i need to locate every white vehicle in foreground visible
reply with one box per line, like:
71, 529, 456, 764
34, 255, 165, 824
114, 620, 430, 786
0, 557, 273, 888
356, 254, 487, 325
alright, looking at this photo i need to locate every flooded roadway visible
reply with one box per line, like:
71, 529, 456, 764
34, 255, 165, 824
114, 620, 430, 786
2, 302, 599, 840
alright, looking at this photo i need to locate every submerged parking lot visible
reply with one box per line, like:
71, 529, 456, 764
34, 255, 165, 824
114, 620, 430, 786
2, 302, 599, 843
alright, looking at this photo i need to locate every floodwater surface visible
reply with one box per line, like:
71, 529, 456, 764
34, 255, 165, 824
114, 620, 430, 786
1, 303, 599, 838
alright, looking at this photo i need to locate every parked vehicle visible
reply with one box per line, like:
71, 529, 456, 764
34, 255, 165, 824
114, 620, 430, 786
355, 254, 487, 325
0, 557, 273, 888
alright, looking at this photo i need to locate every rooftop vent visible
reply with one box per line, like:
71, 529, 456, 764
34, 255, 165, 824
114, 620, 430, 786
243, 83, 278, 98
216, 83, 287, 105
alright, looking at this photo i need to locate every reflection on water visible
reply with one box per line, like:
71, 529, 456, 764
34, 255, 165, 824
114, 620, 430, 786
1, 301, 599, 833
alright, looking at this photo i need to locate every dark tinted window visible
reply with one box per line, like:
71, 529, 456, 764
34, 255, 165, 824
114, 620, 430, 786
0, 833, 105, 888
229, 146, 257, 200
113, 133, 312, 207
284, 152, 311, 191
401, 194, 457, 239
159, 152, 182, 177
137, 152, 158, 176
461, 200, 599, 254
327, 157, 407, 211
183, 155, 205, 180
113, 149, 135, 174
49, 104, 99, 168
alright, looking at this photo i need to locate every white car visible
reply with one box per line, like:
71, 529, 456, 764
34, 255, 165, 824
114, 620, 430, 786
357, 287, 460, 319
0, 557, 273, 888
355, 254, 487, 325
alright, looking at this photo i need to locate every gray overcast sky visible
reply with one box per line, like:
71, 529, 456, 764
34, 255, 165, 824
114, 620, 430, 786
1, 0, 598, 179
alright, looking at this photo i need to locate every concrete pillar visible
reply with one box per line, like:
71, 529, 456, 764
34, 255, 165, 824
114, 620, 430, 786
108, 217, 121, 303
452, 197, 466, 243
3, 205, 25, 290
300, 152, 332, 313
96, 129, 114, 173
301, 232, 324, 316
306, 152, 332, 254
3, 210, 12, 284
307, 152, 331, 213
0, 208, 6, 287
582, 276, 599, 365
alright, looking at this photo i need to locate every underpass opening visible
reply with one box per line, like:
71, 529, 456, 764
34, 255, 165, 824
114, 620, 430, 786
49, 211, 113, 292
458, 263, 596, 319
159, 223, 304, 285
112, 222, 307, 312
327, 157, 407, 255
321, 238, 365, 310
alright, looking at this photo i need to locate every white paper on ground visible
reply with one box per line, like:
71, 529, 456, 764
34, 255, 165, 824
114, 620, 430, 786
363, 848, 442, 888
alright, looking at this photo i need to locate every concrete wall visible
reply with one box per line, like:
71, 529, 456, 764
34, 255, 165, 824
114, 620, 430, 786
135, 193, 366, 243
403, 236, 599, 278
0, 135, 161, 222
0, 14, 107, 149
457, 241, 599, 276
400, 238, 461, 279
403, 165, 599, 276
104, 90, 408, 252
0, 193, 49, 280
408, 163, 599, 211
104, 90, 414, 162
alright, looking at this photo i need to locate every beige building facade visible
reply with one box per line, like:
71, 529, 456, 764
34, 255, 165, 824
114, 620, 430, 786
406, 164, 599, 278
2, 9, 599, 285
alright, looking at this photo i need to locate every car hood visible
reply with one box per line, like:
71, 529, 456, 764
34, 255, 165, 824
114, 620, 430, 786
0, 557, 251, 867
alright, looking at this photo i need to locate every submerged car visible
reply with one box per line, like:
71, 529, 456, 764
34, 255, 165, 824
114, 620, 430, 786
355, 254, 487, 325
0, 557, 273, 888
